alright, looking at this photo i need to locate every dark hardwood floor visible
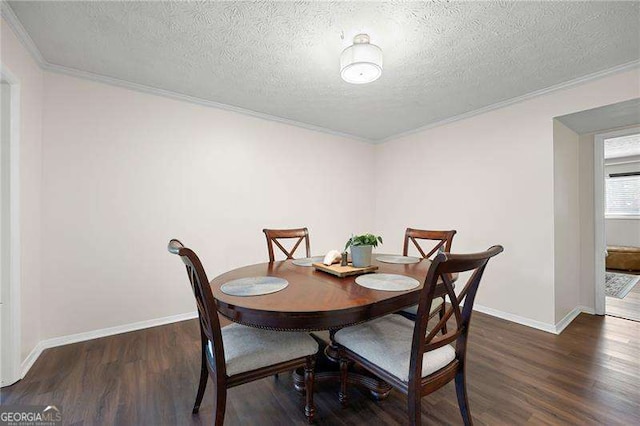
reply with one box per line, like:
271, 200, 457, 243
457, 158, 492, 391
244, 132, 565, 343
2, 312, 639, 425
606, 269, 640, 322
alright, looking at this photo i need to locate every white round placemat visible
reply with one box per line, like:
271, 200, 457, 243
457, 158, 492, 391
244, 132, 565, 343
220, 276, 288, 297
355, 273, 420, 291
292, 256, 325, 267
376, 255, 421, 264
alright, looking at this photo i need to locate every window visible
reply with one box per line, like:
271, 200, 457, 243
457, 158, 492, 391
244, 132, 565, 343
605, 175, 640, 216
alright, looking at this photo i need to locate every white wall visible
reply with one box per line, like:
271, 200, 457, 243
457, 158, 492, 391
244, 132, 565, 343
553, 121, 580, 322
377, 69, 639, 327
40, 71, 375, 339
1, 18, 43, 361
606, 219, 640, 247
578, 133, 597, 310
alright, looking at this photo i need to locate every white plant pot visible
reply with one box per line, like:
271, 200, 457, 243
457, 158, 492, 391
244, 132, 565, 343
351, 245, 373, 268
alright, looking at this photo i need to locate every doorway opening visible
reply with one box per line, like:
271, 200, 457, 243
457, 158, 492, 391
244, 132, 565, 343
555, 98, 639, 322
600, 131, 640, 321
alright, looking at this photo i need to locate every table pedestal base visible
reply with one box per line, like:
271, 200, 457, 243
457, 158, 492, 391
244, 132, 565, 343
292, 337, 392, 401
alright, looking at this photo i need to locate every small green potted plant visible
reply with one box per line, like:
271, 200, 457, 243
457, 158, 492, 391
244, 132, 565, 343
345, 233, 383, 268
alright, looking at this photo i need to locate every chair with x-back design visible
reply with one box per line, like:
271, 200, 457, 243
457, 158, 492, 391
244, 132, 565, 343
168, 239, 318, 424
403, 228, 457, 259
263, 227, 311, 262
400, 229, 457, 331
334, 245, 503, 425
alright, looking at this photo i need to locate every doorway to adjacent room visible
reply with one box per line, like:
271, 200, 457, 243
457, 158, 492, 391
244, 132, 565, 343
600, 131, 640, 321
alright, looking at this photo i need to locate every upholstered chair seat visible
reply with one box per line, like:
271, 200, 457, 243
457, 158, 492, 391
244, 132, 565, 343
334, 246, 504, 425
334, 315, 455, 382
400, 297, 444, 318
209, 323, 319, 376
168, 239, 318, 424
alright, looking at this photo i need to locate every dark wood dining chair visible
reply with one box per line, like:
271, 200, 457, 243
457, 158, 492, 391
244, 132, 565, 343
263, 227, 311, 262
403, 228, 457, 259
400, 229, 457, 330
334, 245, 503, 426
168, 239, 319, 424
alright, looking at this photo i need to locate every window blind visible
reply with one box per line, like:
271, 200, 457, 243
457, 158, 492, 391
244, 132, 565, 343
605, 175, 640, 216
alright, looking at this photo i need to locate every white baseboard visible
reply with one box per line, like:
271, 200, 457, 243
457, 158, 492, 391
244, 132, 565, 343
473, 304, 597, 335
18, 303, 599, 379
473, 304, 557, 334
578, 305, 596, 315
21, 311, 197, 379
554, 307, 582, 334
20, 341, 45, 381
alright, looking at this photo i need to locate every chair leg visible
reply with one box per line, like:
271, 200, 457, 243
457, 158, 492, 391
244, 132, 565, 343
408, 389, 422, 426
438, 304, 448, 335
192, 332, 208, 414
304, 356, 316, 423
455, 368, 473, 426
213, 381, 227, 426
338, 354, 349, 406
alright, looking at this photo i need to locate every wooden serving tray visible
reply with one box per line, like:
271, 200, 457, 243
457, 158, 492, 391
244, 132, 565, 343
312, 262, 378, 277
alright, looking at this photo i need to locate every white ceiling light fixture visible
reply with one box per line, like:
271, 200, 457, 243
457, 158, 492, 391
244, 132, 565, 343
340, 34, 383, 84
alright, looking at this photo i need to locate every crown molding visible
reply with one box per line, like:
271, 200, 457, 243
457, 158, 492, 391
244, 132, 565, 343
375, 59, 640, 144
0, 1, 45, 65
3, 1, 639, 145
41, 62, 371, 143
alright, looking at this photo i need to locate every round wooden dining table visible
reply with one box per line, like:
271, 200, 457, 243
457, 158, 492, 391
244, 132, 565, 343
210, 254, 448, 332
210, 254, 453, 400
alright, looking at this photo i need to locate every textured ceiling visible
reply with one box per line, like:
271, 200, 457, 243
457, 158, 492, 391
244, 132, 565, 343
8, 1, 640, 141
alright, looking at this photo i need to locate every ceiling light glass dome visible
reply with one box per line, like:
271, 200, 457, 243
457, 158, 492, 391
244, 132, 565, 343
340, 34, 383, 84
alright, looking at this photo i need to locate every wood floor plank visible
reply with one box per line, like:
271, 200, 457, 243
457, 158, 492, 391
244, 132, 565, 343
2, 312, 639, 425
606, 270, 640, 322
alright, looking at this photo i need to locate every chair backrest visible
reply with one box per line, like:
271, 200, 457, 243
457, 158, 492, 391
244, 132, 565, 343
168, 239, 226, 376
409, 245, 504, 385
403, 228, 457, 259
263, 227, 311, 262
